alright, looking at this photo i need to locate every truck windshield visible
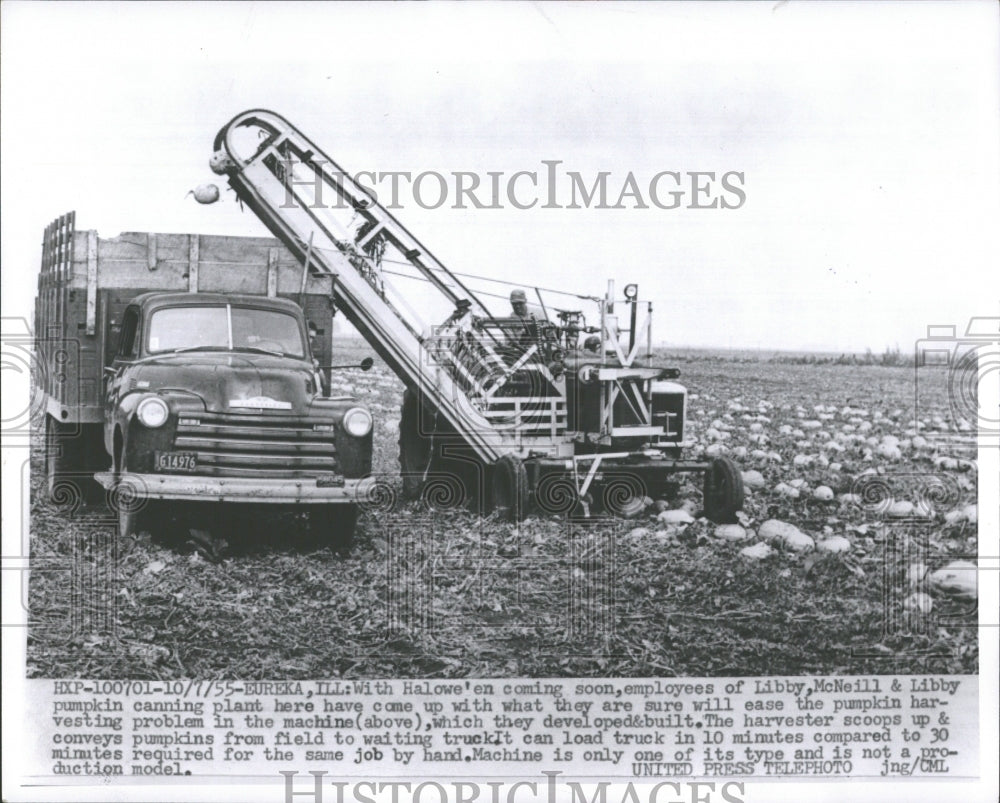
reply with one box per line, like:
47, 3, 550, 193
146, 305, 306, 357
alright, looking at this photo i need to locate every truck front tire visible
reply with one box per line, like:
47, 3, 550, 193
116, 485, 144, 539
308, 504, 358, 551
114, 449, 163, 539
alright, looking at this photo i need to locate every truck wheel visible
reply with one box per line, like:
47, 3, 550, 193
703, 456, 745, 524
117, 498, 167, 539
45, 416, 106, 506
491, 454, 529, 522
399, 389, 433, 499
308, 504, 358, 551
116, 482, 143, 539
114, 451, 160, 539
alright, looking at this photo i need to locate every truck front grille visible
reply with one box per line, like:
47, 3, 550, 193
173, 412, 338, 478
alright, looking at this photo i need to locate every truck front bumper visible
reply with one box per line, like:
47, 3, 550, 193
95, 472, 375, 504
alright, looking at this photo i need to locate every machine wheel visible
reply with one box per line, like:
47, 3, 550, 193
398, 389, 434, 499
703, 456, 745, 524
45, 416, 107, 506
491, 454, 529, 522
307, 504, 358, 551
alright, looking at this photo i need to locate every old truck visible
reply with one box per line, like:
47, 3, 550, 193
34, 212, 375, 546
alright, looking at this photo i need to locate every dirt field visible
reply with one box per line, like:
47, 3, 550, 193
26, 346, 979, 679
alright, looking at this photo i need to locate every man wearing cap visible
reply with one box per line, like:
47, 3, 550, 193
509, 288, 534, 320
504, 288, 540, 353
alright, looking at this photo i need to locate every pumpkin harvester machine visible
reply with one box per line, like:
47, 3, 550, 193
209, 109, 744, 521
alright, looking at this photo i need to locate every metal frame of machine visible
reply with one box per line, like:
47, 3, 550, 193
209, 109, 743, 521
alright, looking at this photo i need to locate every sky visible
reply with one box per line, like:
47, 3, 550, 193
2, 1, 998, 352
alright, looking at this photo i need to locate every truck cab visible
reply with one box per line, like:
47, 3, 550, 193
102, 291, 373, 545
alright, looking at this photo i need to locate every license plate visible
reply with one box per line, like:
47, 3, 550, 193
154, 451, 198, 472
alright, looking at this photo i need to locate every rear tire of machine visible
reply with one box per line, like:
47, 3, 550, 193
702, 456, 745, 524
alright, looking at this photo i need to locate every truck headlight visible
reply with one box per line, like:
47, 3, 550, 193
136, 397, 170, 428
342, 407, 372, 438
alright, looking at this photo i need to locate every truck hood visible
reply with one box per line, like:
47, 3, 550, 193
129, 352, 322, 414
